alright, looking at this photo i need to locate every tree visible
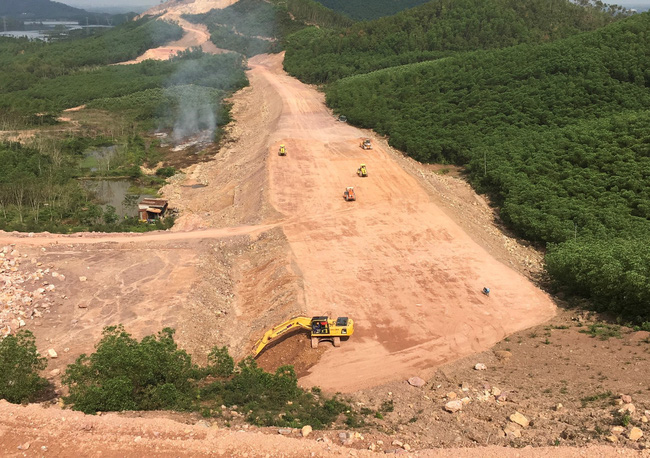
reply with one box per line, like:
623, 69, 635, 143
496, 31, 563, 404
0, 330, 49, 404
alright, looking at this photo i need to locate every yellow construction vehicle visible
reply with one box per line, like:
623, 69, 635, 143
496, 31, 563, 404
278, 144, 287, 156
361, 139, 372, 150
357, 164, 368, 177
252, 316, 354, 357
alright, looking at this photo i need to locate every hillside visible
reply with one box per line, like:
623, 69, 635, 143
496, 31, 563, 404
284, 0, 625, 83
324, 12, 650, 320
314, 0, 430, 20
0, 0, 86, 19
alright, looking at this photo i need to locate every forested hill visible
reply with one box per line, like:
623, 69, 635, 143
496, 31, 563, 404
0, 0, 86, 19
284, 0, 627, 83
314, 0, 431, 20
324, 13, 650, 320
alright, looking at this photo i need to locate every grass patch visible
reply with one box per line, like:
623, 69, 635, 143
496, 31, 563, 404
580, 323, 622, 340
580, 391, 612, 407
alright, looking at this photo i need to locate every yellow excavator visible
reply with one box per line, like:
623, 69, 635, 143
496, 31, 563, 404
357, 164, 368, 177
361, 139, 372, 150
252, 316, 354, 357
278, 144, 287, 156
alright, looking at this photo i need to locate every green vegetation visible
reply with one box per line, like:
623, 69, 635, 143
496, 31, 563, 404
0, 330, 49, 404
184, 0, 352, 57
580, 390, 612, 406
62, 326, 351, 428
322, 13, 650, 320
580, 323, 623, 340
314, 0, 430, 21
285, 0, 623, 83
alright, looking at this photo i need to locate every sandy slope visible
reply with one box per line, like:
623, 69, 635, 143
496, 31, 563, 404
247, 53, 556, 391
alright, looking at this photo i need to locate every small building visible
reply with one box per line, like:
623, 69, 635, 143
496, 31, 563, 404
138, 198, 168, 222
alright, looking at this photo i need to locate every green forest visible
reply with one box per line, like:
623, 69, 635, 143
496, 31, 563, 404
0, 18, 248, 233
284, 0, 626, 83
314, 0, 432, 21
184, 0, 352, 57
307, 11, 650, 320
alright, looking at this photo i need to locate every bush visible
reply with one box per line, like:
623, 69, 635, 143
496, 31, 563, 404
155, 166, 177, 178
0, 330, 49, 404
62, 325, 199, 414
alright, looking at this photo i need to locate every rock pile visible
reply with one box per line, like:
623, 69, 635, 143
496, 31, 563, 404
0, 245, 64, 338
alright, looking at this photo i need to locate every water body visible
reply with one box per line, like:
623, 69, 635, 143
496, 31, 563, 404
81, 179, 153, 219
0, 21, 112, 41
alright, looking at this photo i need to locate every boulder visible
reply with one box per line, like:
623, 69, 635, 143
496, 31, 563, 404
509, 411, 529, 428
620, 394, 632, 404
504, 424, 521, 438
628, 427, 643, 441
494, 350, 512, 360
301, 425, 312, 437
474, 363, 487, 371
445, 400, 463, 413
47, 349, 58, 358
408, 377, 426, 387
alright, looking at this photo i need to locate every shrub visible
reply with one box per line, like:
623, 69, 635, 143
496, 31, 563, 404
0, 330, 49, 404
155, 166, 177, 178
206, 346, 234, 377
62, 325, 199, 414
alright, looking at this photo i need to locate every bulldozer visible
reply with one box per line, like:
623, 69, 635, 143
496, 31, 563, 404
357, 164, 368, 177
361, 139, 372, 150
343, 187, 356, 201
252, 316, 354, 357
278, 144, 287, 156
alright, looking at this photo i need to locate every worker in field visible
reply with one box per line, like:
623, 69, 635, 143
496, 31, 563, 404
482, 287, 490, 297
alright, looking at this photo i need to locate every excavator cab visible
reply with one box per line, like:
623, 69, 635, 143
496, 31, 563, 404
278, 144, 286, 156
357, 164, 368, 177
343, 187, 356, 201
311, 317, 330, 334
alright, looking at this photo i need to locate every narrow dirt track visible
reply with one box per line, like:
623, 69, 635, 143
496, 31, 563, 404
249, 53, 556, 391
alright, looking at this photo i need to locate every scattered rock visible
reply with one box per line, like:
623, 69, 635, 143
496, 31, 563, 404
49, 369, 61, 376
509, 412, 529, 428
47, 349, 58, 358
78, 303, 88, 308
407, 377, 425, 387
301, 425, 312, 437
474, 363, 487, 371
79, 276, 87, 282
491, 387, 501, 397
277, 428, 292, 435
618, 404, 636, 414
555, 403, 563, 411
445, 400, 463, 413
446, 392, 457, 400
611, 426, 625, 435
642, 416, 648, 423
494, 350, 512, 361
461, 397, 471, 405
391, 440, 403, 447
628, 427, 643, 442
17, 442, 30, 450
403, 444, 411, 451
606, 435, 618, 443
504, 424, 521, 438
620, 394, 632, 404
496, 392, 508, 402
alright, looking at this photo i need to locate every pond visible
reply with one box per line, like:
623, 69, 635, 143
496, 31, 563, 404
81, 179, 153, 219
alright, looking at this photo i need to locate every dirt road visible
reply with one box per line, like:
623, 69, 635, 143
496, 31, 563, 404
242, 53, 556, 391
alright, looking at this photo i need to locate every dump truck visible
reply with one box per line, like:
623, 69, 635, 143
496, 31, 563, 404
278, 144, 286, 156
343, 187, 356, 201
357, 164, 368, 177
252, 316, 354, 357
361, 139, 372, 150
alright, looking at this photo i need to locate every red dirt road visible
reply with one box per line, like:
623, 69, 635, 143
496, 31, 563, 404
251, 53, 557, 391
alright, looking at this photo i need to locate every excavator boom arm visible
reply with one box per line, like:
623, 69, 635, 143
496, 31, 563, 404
252, 316, 312, 357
